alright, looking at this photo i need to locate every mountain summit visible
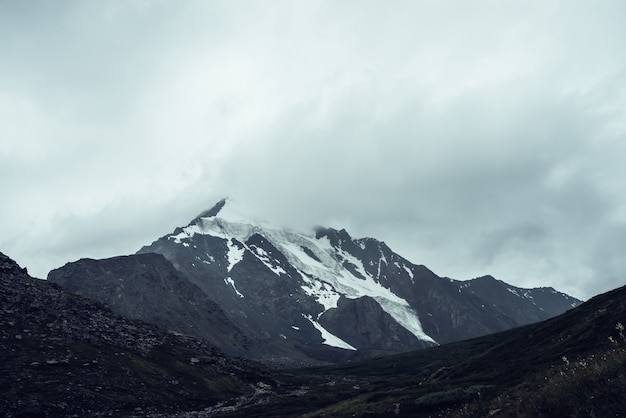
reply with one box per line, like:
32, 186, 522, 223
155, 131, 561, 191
188, 197, 269, 226
50, 198, 581, 364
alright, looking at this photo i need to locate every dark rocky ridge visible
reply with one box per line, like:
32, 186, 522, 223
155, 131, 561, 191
0, 252, 272, 417
47, 253, 251, 358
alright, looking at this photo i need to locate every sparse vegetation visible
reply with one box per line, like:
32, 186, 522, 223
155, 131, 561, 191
224, 287, 626, 417
415, 385, 493, 409
453, 322, 626, 417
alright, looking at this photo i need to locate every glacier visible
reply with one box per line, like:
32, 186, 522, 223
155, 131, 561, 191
166, 198, 437, 346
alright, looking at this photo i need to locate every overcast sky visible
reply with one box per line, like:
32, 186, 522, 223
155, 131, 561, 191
2, 1, 626, 300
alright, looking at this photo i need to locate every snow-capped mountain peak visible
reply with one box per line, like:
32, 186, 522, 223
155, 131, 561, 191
191, 197, 272, 227
173, 198, 275, 245
157, 199, 437, 348
131, 198, 582, 362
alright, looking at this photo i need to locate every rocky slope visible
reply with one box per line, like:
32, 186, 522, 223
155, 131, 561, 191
0, 252, 272, 417
47, 252, 252, 357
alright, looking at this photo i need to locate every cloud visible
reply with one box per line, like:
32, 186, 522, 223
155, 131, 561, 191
214, 53, 626, 300
1, 1, 626, 300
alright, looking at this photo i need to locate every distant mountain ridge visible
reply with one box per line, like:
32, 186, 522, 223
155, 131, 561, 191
49, 198, 581, 364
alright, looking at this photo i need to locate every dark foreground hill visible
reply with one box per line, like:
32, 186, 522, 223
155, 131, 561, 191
211, 281, 626, 417
2, 249, 625, 417
0, 252, 273, 417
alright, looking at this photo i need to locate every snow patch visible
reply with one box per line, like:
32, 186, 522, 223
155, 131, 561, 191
224, 277, 244, 298
374, 298, 437, 345
402, 264, 414, 281
170, 223, 204, 243
250, 245, 287, 276
226, 239, 245, 272
303, 314, 356, 350
299, 271, 341, 311
507, 288, 520, 297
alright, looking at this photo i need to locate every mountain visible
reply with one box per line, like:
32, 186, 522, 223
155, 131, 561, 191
49, 198, 580, 364
0, 251, 272, 417
5, 247, 623, 417
46, 252, 252, 357
218, 281, 626, 417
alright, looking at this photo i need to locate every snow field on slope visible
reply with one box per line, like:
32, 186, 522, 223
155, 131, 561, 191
168, 199, 436, 344
298, 270, 341, 312
226, 239, 244, 272
224, 239, 245, 297
279, 234, 436, 344
303, 314, 356, 351
250, 245, 287, 276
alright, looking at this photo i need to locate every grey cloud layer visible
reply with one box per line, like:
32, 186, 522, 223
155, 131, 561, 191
2, 1, 626, 300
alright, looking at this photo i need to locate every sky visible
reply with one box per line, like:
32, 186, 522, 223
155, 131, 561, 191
2, 0, 626, 301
